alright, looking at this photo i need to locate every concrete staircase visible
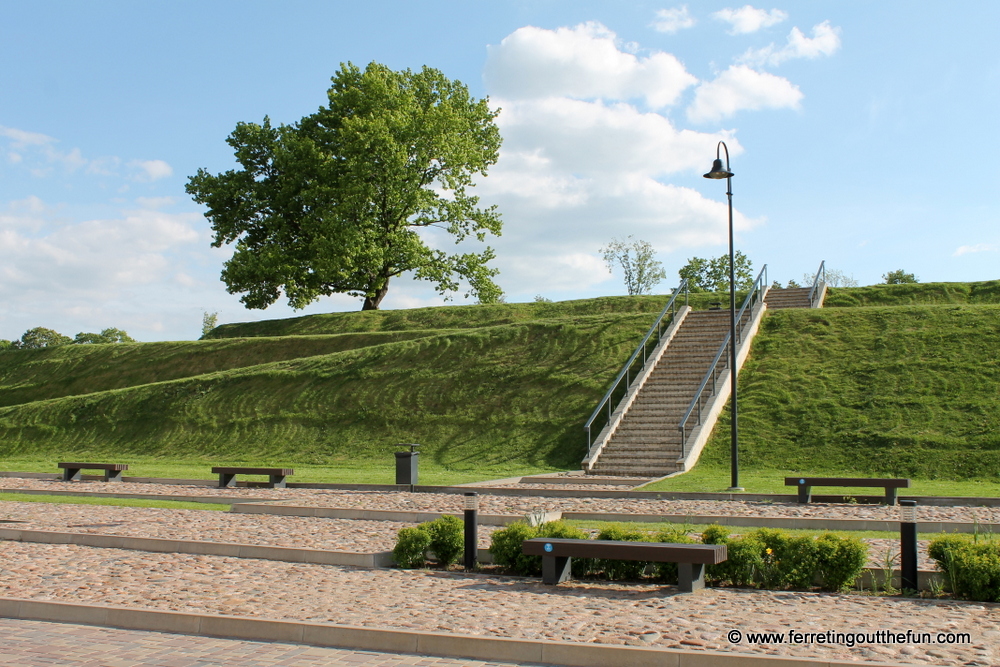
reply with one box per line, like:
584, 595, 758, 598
764, 286, 815, 309
588, 309, 740, 477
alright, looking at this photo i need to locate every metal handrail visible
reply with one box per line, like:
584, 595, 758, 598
584, 280, 689, 452
808, 260, 826, 307
677, 265, 768, 456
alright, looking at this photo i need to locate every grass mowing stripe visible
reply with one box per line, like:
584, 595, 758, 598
0, 493, 230, 511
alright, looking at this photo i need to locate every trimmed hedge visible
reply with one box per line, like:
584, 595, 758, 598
929, 536, 1000, 602
391, 514, 465, 568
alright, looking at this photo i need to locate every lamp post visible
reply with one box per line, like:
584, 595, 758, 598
703, 141, 743, 491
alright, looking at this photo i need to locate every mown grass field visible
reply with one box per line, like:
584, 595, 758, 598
1, 281, 999, 490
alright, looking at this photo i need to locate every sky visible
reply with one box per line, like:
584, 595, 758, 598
2, 1, 999, 342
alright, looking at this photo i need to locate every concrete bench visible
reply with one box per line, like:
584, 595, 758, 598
785, 476, 911, 505
58, 462, 128, 483
212, 467, 294, 489
522, 538, 727, 592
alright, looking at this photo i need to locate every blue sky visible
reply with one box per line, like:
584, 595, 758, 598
2, 1, 998, 341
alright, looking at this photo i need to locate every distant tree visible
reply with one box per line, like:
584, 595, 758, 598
602, 236, 667, 296
73, 328, 136, 345
186, 61, 503, 311
802, 268, 859, 288
0, 339, 15, 351
770, 280, 782, 290
678, 252, 753, 292
19, 327, 72, 349
533, 295, 552, 303
786, 279, 801, 288
883, 269, 918, 284
201, 312, 219, 338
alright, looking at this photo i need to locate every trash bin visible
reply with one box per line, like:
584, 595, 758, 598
395, 444, 420, 485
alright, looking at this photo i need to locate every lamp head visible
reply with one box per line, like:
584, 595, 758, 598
704, 158, 734, 179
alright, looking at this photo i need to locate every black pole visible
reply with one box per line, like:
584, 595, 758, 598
464, 492, 478, 571
726, 173, 741, 492
900, 499, 918, 592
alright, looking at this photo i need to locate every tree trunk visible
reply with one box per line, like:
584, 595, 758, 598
361, 279, 390, 310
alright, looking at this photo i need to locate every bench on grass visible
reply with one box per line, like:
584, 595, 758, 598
785, 476, 911, 505
211, 467, 294, 489
522, 538, 727, 593
58, 462, 128, 483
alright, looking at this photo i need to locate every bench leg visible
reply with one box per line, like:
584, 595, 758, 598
677, 562, 706, 593
104, 469, 124, 483
886, 487, 898, 505
62, 468, 82, 482
219, 473, 237, 488
541, 556, 572, 585
269, 475, 286, 489
797, 485, 811, 504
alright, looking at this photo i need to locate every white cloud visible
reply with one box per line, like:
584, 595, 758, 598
687, 65, 803, 122
712, 6, 787, 35
953, 243, 999, 256
0, 125, 55, 148
484, 22, 698, 109
739, 21, 841, 67
652, 6, 696, 34
130, 159, 173, 182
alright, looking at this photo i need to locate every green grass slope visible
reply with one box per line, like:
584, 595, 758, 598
695, 304, 1000, 480
0, 331, 444, 408
0, 314, 655, 470
824, 279, 1000, 307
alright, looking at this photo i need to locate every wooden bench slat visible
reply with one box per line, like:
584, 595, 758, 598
57, 462, 128, 483
784, 477, 910, 488
211, 467, 294, 475
58, 463, 128, 471
522, 538, 727, 564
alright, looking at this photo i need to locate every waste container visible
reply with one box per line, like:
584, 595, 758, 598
395, 444, 420, 485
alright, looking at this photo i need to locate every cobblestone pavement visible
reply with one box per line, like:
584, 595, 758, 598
0, 617, 543, 666
2, 477, 997, 523
0, 541, 997, 665
0, 500, 937, 569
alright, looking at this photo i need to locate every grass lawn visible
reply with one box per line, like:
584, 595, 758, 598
0, 457, 555, 486
563, 519, 967, 540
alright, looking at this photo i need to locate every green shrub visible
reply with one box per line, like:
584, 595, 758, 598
488, 520, 588, 577
419, 514, 464, 566
393, 526, 431, 568
489, 521, 539, 575
594, 523, 651, 581
653, 526, 695, 583
929, 536, 1000, 602
815, 533, 868, 591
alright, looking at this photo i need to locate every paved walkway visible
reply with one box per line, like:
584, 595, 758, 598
0, 617, 540, 666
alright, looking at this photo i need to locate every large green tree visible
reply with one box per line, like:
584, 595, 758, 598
187, 62, 503, 311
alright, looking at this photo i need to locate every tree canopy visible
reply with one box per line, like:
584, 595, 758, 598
187, 61, 504, 311
679, 252, 754, 292
601, 236, 666, 295
883, 269, 918, 284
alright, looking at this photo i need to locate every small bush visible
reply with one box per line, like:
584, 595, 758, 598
594, 523, 651, 581
537, 521, 590, 577
654, 526, 695, 583
393, 526, 431, 568
929, 536, 1000, 602
488, 520, 586, 576
815, 533, 868, 591
420, 514, 464, 566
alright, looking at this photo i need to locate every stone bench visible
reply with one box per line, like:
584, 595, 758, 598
211, 467, 294, 489
522, 538, 727, 592
785, 476, 911, 505
58, 462, 128, 483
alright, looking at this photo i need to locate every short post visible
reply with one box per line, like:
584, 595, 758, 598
899, 499, 918, 592
464, 492, 478, 571
394, 444, 419, 488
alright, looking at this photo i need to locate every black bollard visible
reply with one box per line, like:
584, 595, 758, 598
464, 492, 478, 570
899, 499, 918, 592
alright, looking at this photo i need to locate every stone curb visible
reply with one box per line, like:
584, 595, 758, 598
560, 512, 1000, 535
0, 488, 274, 504
0, 528, 394, 568
0, 597, 912, 667
230, 503, 562, 526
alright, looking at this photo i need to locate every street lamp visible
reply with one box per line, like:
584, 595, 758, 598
703, 141, 743, 491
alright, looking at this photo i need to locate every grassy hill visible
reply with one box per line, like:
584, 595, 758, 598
1, 281, 999, 486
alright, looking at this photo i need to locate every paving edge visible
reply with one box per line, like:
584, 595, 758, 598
230, 503, 562, 526
0, 528, 394, 568
0, 597, 912, 667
